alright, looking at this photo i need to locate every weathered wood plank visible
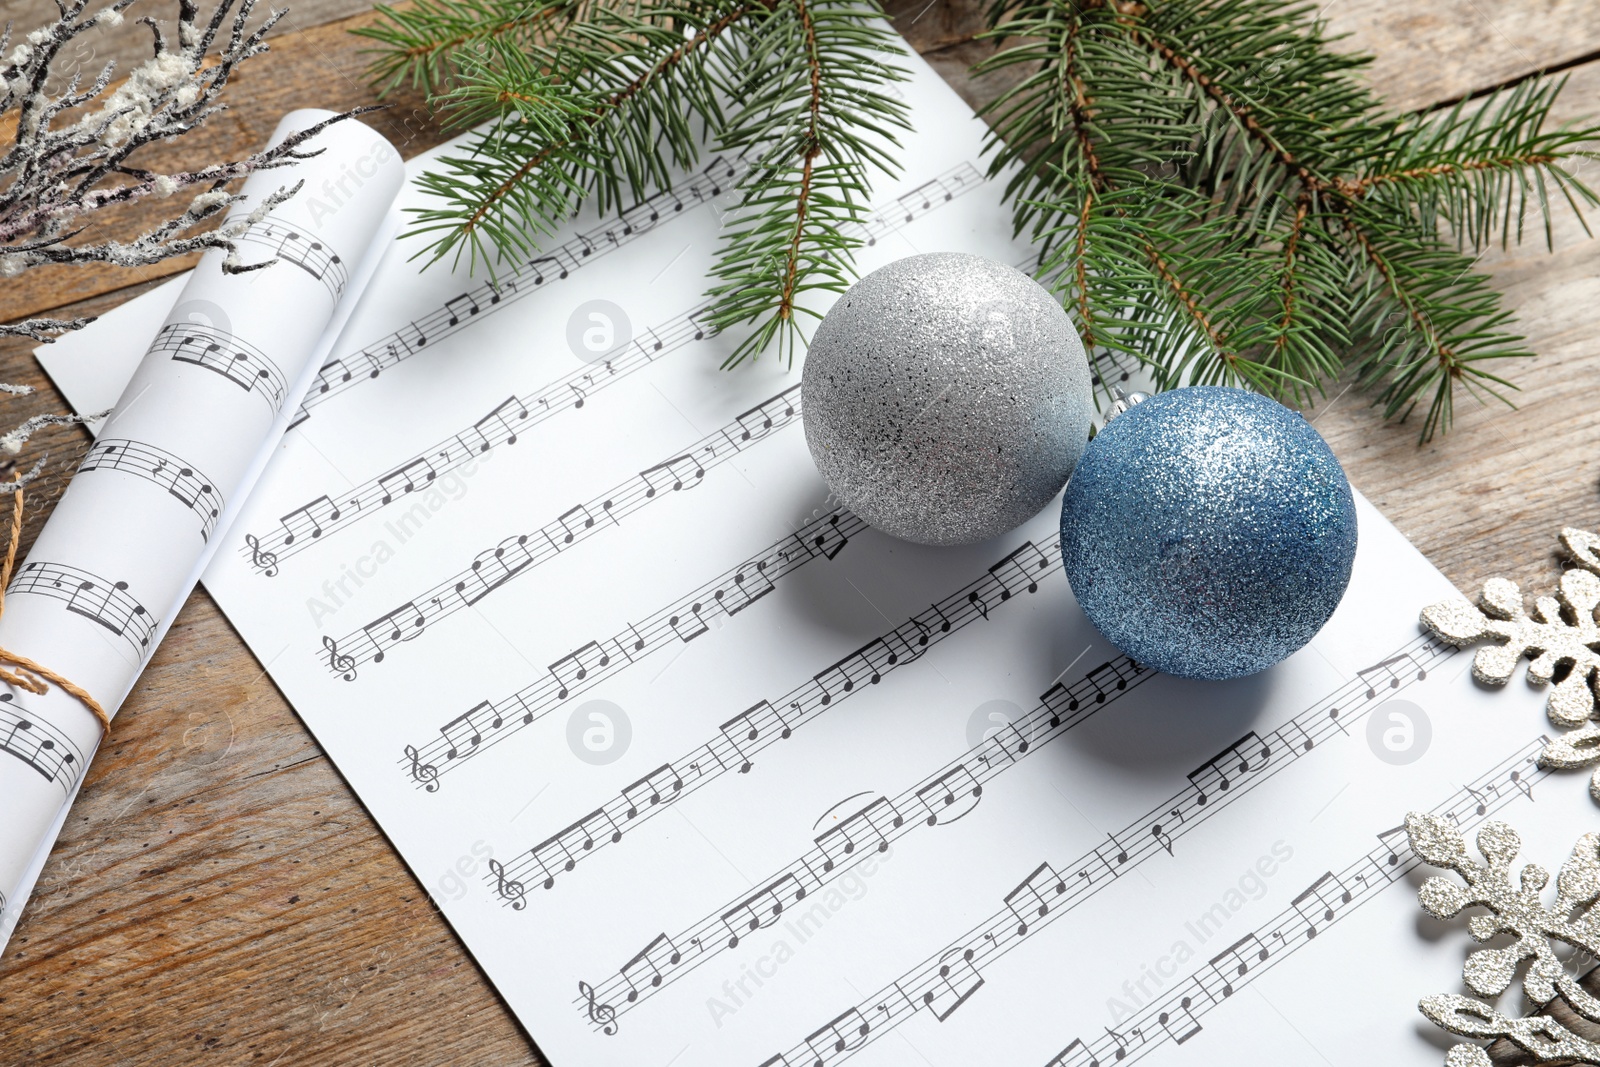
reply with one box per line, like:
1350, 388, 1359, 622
3, 0, 380, 89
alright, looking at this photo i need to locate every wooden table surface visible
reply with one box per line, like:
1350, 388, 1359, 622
1, 0, 1597, 1063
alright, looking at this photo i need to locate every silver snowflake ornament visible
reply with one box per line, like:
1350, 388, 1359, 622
1407, 812, 1600, 1066
1421, 527, 1600, 801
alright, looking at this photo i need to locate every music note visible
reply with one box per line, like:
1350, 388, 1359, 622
921, 947, 984, 1020
799, 513, 851, 561
475, 396, 529, 447
718, 558, 778, 616
639, 455, 705, 497
1206, 933, 1269, 997
912, 765, 983, 826
1002, 862, 1068, 935
278, 495, 341, 545
1374, 824, 1409, 873
378, 457, 437, 504
1357, 652, 1427, 699
457, 535, 536, 606
548, 641, 611, 699
0, 716, 60, 783
719, 874, 806, 947
1185, 732, 1269, 805
1156, 987, 1204, 1044
620, 933, 682, 1000
1290, 872, 1352, 939
621, 764, 683, 818
716, 702, 791, 773
445, 292, 480, 325
668, 603, 709, 642
987, 541, 1051, 599
732, 386, 802, 442
813, 797, 902, 871
361, 601, 426, 662
897, 179, 939, 222
804, 1008, 871, 1060
440, 703, 493, 759
1105, 832, 1130, 866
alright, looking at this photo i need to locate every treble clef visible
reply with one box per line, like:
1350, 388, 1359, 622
488, 858, 527, 911
578, 980, 618, 1035
244, 533, 279, 577
404, 744, 439, 792
323, 635, 356, 681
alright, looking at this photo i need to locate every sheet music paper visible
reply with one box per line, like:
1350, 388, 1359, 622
37, 49, 1594, 1067
0, 110, 405, 947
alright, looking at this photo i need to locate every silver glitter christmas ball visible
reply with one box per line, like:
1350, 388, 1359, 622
802, 253, 1093, 546
1060, 386, 1358, 680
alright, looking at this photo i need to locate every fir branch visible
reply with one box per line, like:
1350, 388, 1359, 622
980, 0, 1600, 440
705, 0, 910, 365
367, 0, 908, 362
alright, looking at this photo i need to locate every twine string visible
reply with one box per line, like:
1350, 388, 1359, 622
0, 488, 110, 736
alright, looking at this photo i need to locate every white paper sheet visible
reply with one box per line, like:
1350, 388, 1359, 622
0, 109, 404, 947
36, 47, 1594, 1067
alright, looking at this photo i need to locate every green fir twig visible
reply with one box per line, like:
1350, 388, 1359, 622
978, 0, 1600, 439
357, 0, 909, 366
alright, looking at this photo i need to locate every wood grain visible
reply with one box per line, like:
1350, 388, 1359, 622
2, 2, 1598, 1065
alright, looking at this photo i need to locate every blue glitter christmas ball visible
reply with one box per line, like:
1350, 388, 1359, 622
1059, 386, 1358, 680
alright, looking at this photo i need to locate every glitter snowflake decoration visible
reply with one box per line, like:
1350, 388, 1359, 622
1421, 527, 1600, 801
1407, 812, 1600, 1066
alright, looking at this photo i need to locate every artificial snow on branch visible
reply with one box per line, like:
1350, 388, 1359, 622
2, 0, 365, 345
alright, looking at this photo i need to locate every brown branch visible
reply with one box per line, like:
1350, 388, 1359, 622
775, 0, 822, 325
461, 2, 752, 237
396, 6, 563, 65
1272, 193, 1309, 358
1343, 216, 1457, 372
1063, 14, 1107, 193
1073, 190, 1097, 350
1334, 154, 1559, 198
1142, 239, 1233, 359
1133, 23, 1319, 192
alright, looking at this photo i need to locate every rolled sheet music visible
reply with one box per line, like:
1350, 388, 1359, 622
0, 110, 404, 946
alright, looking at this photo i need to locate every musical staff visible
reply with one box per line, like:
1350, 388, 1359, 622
281, 156, 742, 425
233, 219, 347, 302
575, 654, 1148, 1023
495, 536, 1066, 901
1036, 742, 1550, 1067
251, 174, 987, 571
287, 160, 981, 427
262, 384, 797, 595
742, 634, 1458, 1061
8, 561, 156, 660
0, 694, 88, 794
152, 321, 287, 413
77, 439, 223, 542
397, 509, 866, 787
